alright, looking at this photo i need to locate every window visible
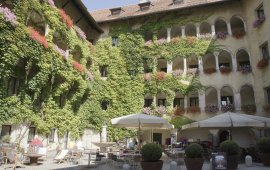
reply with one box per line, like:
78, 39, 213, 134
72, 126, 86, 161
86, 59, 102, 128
49, 128, 55, 142
256, 4, 265, 19
1, 125, 11, 137
157, 99, 166, 106
112, 36, 119, 47
110, 7, 122, 15
7, 76, 19, 96
190, 97, 199, 107
144, 99, 153, 107
189, 65, 198, 69
239, 61, 250, 67
221, 96, 233, 105
100, 65, 108, 77
261, 42, 269, 59
160, 68, 167, 72
101, 101, 109, 110
28, 127, 35, 142
219, 63, 230, 68
266, 87, 270, 104
139, 1, 151, 11
173, 98, 184, 107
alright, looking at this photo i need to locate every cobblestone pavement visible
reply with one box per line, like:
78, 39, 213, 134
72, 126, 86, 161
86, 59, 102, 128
1, 153, 269, 170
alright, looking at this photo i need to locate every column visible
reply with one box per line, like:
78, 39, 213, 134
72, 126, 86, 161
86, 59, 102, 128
198, 58, 203, 73
184, 96, 188, 109
234, 92, 241, 111
181, 26, 185, 38
167, 28, 171, 42
196, 24, 200, 38
227, 22, 232, 36
217, 89, 221, 110
153, 96, 157, 107
214, 53, 219, 71
183, 58, 187, 75
45, 24, 50, 36
167, 61, 173, 73
211, 24, 216, 36
232, 55, 237, 71
198, 91, 205, 112
101, 125, 107, 142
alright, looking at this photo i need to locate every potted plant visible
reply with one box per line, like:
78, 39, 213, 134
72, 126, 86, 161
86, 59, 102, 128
220, 140, 239, 170
256, 137, 270, 166
184, 143, 204, 170
140, 143, 163, 170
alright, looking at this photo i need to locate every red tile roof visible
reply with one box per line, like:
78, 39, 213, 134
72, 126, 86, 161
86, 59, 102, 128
91, 0, 232, 23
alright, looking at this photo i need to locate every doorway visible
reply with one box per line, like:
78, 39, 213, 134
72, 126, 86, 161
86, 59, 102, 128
153, 133, 162, 145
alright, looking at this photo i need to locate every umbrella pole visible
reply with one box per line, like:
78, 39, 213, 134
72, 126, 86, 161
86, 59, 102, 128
138, 120, 141, 149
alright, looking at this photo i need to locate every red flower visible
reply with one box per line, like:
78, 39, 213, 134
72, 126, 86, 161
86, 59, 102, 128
257, 58, 269, 69
72, 61, 84, 72
28, 27, 48, 48
156, 71, 166, 81
59, 9, 73, 28
203, 68, 217, 74
187, 106, 201, 113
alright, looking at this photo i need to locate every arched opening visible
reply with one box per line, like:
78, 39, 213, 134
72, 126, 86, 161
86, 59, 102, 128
187, 91, 200, 113
205, 87, 219, 113
171, 26, 182, 38
26, 10, 46, 36
203, 53, 216, 74
70, 46, 82, 63
185, 24, 197, 37
218, 50, 232, 74
156, 92, 166, 106
220, 86, 234, 112
215, 19, 228, 39
240, 85, 256, 114
187, 55, 198, 75
173, 92, 185, 116
236, 49, 251, 73
172, 57, 184, 77
200, 22, 212, 36
52, 75, 67, 108
157, 28, 167, 40
53, 31, 69, 58
157, 59, 167, 73
230, 16, 245, 38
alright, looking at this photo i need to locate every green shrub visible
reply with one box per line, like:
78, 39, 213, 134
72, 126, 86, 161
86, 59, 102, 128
220, 140, 239, 156
141, 143, 162, 162
185, 143, 204, 158
256, 137, 270, 153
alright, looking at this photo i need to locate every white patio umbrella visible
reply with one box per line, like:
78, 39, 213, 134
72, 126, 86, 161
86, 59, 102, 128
111, 113, 172, 146
182, 112, 270, 130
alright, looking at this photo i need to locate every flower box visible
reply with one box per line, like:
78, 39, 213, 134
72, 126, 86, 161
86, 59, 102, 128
200, 33, 212, 39
233, 31, 245, 39
142, 107, 152, 115
156, 71, 166, 81
72, 61, 84, 72
241, 104, 256, 114
145, 40, 153, 47
174, 107, 185, 116
59, 9, 73, 28
216, 32, 228, 40
187, 106, 201, 113
203, 68, 217, 74
221, 104, 234, 112
205, 104, 219, 113
28, 27, 48, 48
155, 106, 167, 115
53, 44, 68, 60
186, 68, 198, 75
219, 66, 232, 74
263, 104, 270, 113
171, 37, 180, 44
156, 38, 166, 45
239, 65, 252, 73
257, 58, 269, 69
253, 16, 265, 28
186, 36, 196, 45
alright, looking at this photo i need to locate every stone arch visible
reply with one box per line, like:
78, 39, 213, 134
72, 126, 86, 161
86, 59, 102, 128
240, 85, 256, 113
171, 25, 182, 38
185, 23, 197, 37
215, 18, 228, 34
220, 86, 234, 106
203, 53, 216, 74
230, 15, 246, 35
236, 49, 251, 71
218, 50, 232, 72
205, 87, 218, 106
157, 28, 167, 40
200, 22, 211, 35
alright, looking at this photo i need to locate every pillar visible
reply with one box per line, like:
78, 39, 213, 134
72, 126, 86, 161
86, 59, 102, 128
196, 24, 200, 38
198, 58, 203, 73
184, 96, 188, 109
167, 28, 171, 42
211, 24, 216, 36
199, 91, 205, 112
234, 92, 241, 111
181, 26, 185, 38
183, 58, 187, 75
214, 53, 219, 71
45, 24, 50, 36
167, 61, 173, 73
217, 90, 221, 110
227, 22, 232, 36
232, 55, 237, 71
101, 125, 107, 142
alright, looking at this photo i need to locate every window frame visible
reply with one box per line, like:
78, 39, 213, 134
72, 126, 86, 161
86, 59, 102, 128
157, 99, 166, 106
256, 4, 265, 19
173, 98, 184, 107
144, 99, 153, 107
260, 42, 269, 60
28, 126, 36, 142
189, 97, 199, 107
0, 125, 11, 137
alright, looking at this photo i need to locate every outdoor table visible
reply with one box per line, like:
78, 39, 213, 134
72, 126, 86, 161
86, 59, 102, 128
24, 153, 43, 165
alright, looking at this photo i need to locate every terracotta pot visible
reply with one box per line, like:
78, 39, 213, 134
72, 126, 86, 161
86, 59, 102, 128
260, 153, 270, 166
140, 160, 163, 170
184, 158, 204, 170
227, 155, 238, 170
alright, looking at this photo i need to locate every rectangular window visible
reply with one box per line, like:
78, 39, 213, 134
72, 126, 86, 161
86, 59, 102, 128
101, 101, 109, 110
261, 42, 269, 59
256, 4, 265, 19
157, 99, 166, 106
112, 36, 119, 47
28, 127, 35, 142
110, 7, 122, 15
49, 128, 55, 142
1, 125, 11, 137
100, 65, 108, 77
221, 96, 233, 105
139, 2, 151, 11
7, 76, 19, 96
266, 87, 270, 104
144, 99, 153, 107
173, 98, 184, 107
190, 97, 199, 107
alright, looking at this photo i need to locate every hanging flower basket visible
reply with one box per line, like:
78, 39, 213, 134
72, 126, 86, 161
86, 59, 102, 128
253, 16, 265, 28
221, 104, 234, 112
203, 68, 217, 74
263, 104, 270, 113
174, 107, 185, 116
239, 65, 252, 73
241, 104, 256, 114
205, 104, 219, 113
156, 71, 166, 81
72, 61, 84, 72
187, 106, 201, 113
28, 27, 48, 48
216, 32, 228, 40
59, 9, 73, 28
219, 66, 232, 74
257, 58, 269, 69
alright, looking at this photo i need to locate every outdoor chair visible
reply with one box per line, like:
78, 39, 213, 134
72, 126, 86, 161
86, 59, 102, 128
54, 149, 69, 163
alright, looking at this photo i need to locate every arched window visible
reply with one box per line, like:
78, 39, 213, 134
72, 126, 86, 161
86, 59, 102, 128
156, 92, 166, 106
200, 22, 212, 35
157, 28, 167, 40
236, 49, 251, 73
240, 85, 256, 114
157, 59, 167, 73
26, 10, 47, 36
205, 87, 219, 113
185, 24, 196, 37
230, 16, 245, 39
203, 53, 216, 74
171, 26, 182, 38
218, 50, 232, 74
220, 86, 234, 112
215, 19, 228, 39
